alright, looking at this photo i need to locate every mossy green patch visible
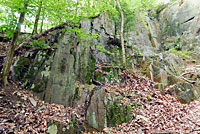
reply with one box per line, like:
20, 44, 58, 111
168, 48, 191, 59
107, 98, 132, 126
13, 57, 31, 79
102, 67, 111, 72
86, 55, 96, 84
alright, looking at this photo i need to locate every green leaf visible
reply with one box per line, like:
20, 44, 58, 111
47, 124, 57, 134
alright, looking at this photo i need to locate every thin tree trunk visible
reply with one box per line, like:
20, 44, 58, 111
40, 9, 45, 33
32, 0, 42, 34
115, 0, 126, 68
1, 0, 29, 85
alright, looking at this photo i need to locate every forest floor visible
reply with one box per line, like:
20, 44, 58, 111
1, 43, 200, 134
0, 77, 200, 133
0, 81, 85, 134
102, 73, 200, 134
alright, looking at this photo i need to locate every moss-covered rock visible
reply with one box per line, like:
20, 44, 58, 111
86, 86, 132, 131
47, 119, 84, 134
107, 98, 132, 126
170, 83, 196, 103
145, 53, 185, 88
13, 50, 55, 99
13, 56, 31, 80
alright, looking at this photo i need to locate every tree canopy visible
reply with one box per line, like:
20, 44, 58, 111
0, 0, 169, 36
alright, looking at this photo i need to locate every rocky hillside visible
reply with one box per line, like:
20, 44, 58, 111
5, 0, 200, 133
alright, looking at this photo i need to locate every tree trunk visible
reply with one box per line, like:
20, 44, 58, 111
1, 0, 29, 85
115, 0, 126, 68
40, 9, 45, 33
32, 0, 42, 34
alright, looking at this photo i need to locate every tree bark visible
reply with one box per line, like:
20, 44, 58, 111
32, 0, 42, 34
115, 0, 126, 68
40, 9, 45, 33
1, 0, 29, 85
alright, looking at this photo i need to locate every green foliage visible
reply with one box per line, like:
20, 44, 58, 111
0, 11, 17, 37
31, 83, 35, 89
0, 0, 32, 37
108, 1, 137, 34
67, 27, 98, 41
107, 98, 132, 126
168, 48, 191, 59
96, 45, 114, 55
28, 40, 50, 49
131, 0, 159, 11
170, 0, 178, 2
47, 122, 57, 134
41, 65, 50, 78
0, 0, 162, 41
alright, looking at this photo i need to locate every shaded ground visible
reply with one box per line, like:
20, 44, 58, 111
1, 42, 200, 134
0, 81, 84, 134
99, 73, 200, 134
0, 75, 200, 133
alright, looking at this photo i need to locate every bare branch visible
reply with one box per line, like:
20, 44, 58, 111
15, 22, 70, 51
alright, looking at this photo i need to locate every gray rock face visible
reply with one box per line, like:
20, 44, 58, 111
45, 32, 76, 106
147, 0, 200, 103
44, 12, 156, 107
159, 0, 200, 36
45, 19, 93, 106
125, 19, 155, 56
91, 13, 117, 63
13, 12, 157, 131
146, 17, 161, 50
86, 86, 107, 131
91, 12, 156, 63
13, 49, 55, 99
170, 83, 197, 103
189, 12, 200, 34
79, 86, 132, 131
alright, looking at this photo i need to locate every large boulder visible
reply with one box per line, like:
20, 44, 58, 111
169, 82, 200, 103
12, 12, 157, 131
71, 85, 132, 131
86, 86, 132, 131
44, 12, 157, 106
145, 52, 184, 87
13, 49, 55, 99
45, 20, 93, 106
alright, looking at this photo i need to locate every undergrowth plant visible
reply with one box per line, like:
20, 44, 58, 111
168, 48, 192, 59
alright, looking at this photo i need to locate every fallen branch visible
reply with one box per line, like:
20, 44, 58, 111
91, 70, 104, 86
180, 71, 196, 77
15, 22, 70, 51
153, 63, 196, 84
180, 69, 200, 84
28, 47, 57, 52
180, 76, 197, 84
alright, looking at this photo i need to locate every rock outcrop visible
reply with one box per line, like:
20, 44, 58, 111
12, 0, 200, 131
159, 0, 200, 37
13, 12, 150, 131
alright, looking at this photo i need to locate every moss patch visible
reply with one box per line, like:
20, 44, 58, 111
107, 99, 132, 126
168, 48, 191, 59
86, 56, 96, 84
